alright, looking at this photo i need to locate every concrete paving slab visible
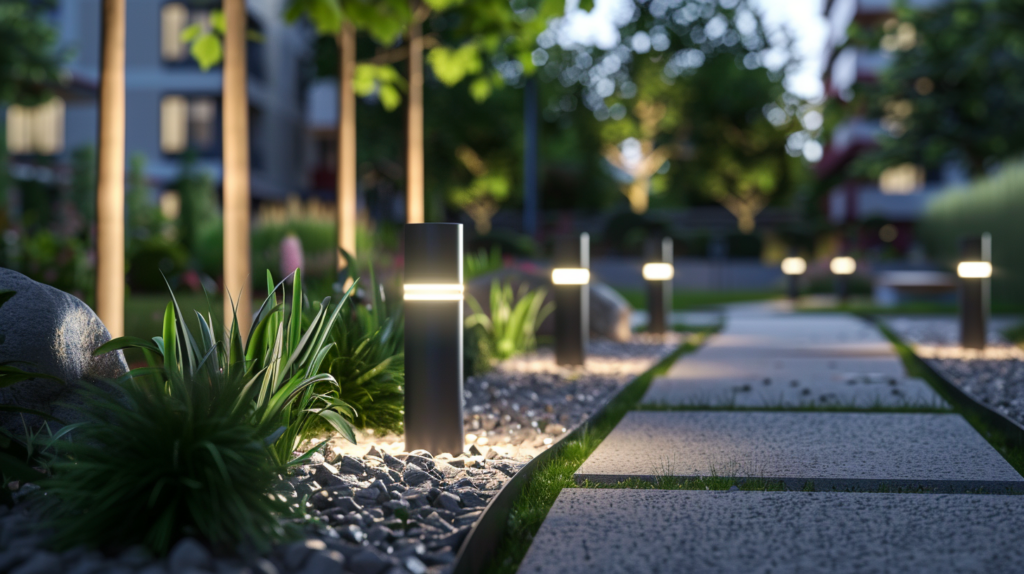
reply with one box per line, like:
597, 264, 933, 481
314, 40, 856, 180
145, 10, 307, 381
662, 355, 908, 379
517, 489, 1024, 574
574, 411, 1023, 492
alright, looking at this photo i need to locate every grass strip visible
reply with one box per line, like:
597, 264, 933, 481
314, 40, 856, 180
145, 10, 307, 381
483, 333, 709, 574
871, 317, 1024, 476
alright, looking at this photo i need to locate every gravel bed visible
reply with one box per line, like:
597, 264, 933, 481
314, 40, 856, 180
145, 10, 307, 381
884, 316, 1024, 424
0, 333, 689, 574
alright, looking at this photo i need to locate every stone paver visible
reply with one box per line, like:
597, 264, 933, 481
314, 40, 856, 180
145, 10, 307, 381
517, 489, 1024, 574
574, 411, 1023, 491
644, 356, 944, 408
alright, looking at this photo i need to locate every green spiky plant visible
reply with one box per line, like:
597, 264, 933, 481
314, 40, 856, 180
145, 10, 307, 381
464, 245, 503, 280
38, 270, 356, 554
466, 280, 554, 362
323, 254, 405, 434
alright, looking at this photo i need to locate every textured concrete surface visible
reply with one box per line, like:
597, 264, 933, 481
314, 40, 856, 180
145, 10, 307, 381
517, 489, 1024, 574
575, 411, 1023, 491
645, 357, 944, 408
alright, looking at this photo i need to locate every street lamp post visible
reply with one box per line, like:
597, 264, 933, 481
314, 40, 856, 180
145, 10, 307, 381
642, 237, 674, 335
552, 233, 590, 366
780, 256, 807, 300
830, 256, 857, 303
958, 233, 992, 350
403, 223, 465, 455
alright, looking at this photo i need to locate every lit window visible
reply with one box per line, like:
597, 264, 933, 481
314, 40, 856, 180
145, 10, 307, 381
160, 190, 182, 220
161, 2, 189, 62
160, 95, 188, 154
878, 163, 924, 195
5, 98, 65, 156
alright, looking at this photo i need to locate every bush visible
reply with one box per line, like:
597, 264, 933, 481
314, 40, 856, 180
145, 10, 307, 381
195, 219, 337, 285
40, 270, 356, 553
127, 237, 189, 292
466, 280, 553, 362
919, 162, 1024, 304
322, 263, 404, 434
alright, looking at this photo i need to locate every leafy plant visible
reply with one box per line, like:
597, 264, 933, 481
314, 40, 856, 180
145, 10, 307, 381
464, 245, 503, 281
466, 280, 553, 362
39, 270, 355, 553
322, 255, 405, 434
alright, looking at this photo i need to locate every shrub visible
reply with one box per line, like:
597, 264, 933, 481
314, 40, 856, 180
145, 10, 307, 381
466, 280, 553, 362
38, 271, 357, 553
322, 261, 404, 434
464, 246, 503, 281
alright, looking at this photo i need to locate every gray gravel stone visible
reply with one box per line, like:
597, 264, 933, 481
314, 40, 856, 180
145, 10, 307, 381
9, 552, 61, 574
168, 537, 212, 572
348, 548, 391, 574
299, 549, 344, 574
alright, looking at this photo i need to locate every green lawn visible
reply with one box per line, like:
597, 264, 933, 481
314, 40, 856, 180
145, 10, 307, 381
616, 288, 780, 310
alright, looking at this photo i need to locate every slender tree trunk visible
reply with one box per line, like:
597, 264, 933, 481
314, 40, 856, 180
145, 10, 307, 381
336, 21, 357, 269
222, 0, 251, 338
95, 0, 126, 337
405, 2, 425, 224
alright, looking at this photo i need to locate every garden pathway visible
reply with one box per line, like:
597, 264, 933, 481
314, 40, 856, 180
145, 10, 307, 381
517, 304, 1024, 573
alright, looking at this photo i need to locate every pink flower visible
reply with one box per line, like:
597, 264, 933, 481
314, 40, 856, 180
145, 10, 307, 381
280, 234, 305, 279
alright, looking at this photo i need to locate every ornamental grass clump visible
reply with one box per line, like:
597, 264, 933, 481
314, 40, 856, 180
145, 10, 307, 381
322, 260, 404, 434
40, 270, 357, 554
466, 280, 553, 362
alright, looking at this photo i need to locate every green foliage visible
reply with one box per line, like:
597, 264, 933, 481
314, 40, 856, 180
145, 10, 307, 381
856, 0, 1024, 175
0, 0, 62, 105
918, 161, 1024, 303
127, 153, 161, 255
464, 246, 503, 281
195, 218, 337, 285
18, 230, 92, 296
128, 237, 189, 292
353, 64, 407, 112
94, 270, 358, 465
175, 152, 219, 254
466, 281, 553, 362
323, 258, 405, 434
427, 43, 483, 86
69, 146, 96, 229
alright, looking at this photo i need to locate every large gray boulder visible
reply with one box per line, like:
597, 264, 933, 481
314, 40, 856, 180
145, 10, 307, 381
465, 268, 633, 342
0, 268, 128, 434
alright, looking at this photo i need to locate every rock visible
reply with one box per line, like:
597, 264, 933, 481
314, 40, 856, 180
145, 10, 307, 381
338, 456, 367, 475
283, 539, 326, 571
10, 552, 61, 574
364, 445, 383, 460
589, 282, 632, 342
404, 454, 434, 471
0, 269, 129, 433
308, 452, 326, 466
543, 423, 565, 435
336, 524, 365, 544
137, 565, 168, 574
118, 544, 151, 567
401, 557, 428, 574
434, 492, 463, 514
458, 490, 488, 508
382, 453, 405, 472
467, 445, 483, 457
300, 549, 345, 574
250, 558, 280, 574
329, 496, 363, 513
403, 468, 432, 487
169, 537, 212, 572
354, 487, 380, 505
349, 548, 391, 574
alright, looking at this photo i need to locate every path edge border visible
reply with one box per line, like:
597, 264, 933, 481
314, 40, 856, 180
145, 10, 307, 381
449, 341, 694, 574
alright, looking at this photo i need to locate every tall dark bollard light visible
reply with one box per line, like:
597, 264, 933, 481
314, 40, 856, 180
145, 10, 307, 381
552, 233, 590, 366
781, 256, 807, 300
958, 233, 992, 349
642, 237, 674, 334
403, 223, 464, 455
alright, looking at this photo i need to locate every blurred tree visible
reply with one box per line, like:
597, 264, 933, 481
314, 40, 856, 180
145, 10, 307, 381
563, 0, 802, 230
448, 145, 511, 233
95, 0, 126, 337
859, 0, 1024, 175
70, 146, 97, 235
126, 153, 158, 254
0, 0, 63, 231
175, 152, 218, 254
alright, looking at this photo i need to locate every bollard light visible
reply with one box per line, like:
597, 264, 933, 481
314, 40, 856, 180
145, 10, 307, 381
780, 256, 806, 300
959, 233, 991, 350
643, 237, 674, 334
404, 223, 464, 455
830, 256, 856, 303
552, 233, 590, 366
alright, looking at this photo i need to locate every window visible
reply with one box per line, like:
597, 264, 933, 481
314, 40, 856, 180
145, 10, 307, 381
6, 98, 65, 156
878, 163, 925, 195
161, 1, 262, 79
160, 94, 220, 155
160, 2, 189, 61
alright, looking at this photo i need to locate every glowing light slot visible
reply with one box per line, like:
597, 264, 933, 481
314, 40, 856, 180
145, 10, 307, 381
780, 257, 807, 276
642, 263, 674, 281
551, 268, 590, 285
957, 261, 992, 279
829, 256, 857, 276
403, 283, 464, 301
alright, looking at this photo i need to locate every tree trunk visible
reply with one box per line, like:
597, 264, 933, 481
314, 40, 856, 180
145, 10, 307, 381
222, 0, 251, 338
336, 22, 357, 270
95, 0, 126, 337
405, 1, 425, 224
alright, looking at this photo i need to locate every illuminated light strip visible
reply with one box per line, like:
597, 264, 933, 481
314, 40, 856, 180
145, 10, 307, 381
642, 263, 674, 281
957, 261, 992, 279
780, 256, 807, 276
551, 268, 590, 285
403, 283, 464, 301
829, 256, 857, 276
